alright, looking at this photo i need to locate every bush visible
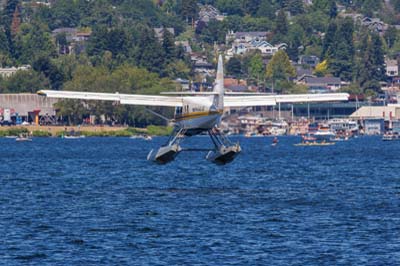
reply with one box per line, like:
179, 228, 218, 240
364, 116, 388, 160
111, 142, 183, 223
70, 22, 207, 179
146, 125, 173, 136
0, 127, 28, 137
32, 130, 52, 137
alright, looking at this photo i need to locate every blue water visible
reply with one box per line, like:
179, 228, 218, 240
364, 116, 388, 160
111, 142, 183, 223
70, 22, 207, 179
0, 136, 399, 265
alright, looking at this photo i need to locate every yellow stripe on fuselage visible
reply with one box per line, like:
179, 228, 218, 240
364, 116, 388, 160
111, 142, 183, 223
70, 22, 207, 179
175, 110, 223, 121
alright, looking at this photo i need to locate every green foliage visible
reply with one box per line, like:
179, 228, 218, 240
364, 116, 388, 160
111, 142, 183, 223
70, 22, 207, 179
177, 0, 198, 22
32, 130, 52, 137
384, 26, 397, 49
248, 53, 264, 84
274, 10, 288, 36
326, 18, 355, 81
0, 69, 49, 93
226, 57, 242, 77
0, 127, 28, 137
216, 0, 244, 16
57, 64, 176, 126
146, 125, 173, 136
12, 22, 56, 64
266, 50, 296, 93
79, 129, 133, 137
357, 33, 385, 93
340, 83, 362, 95
266, 50, 296, 80
288, 83, 308, 94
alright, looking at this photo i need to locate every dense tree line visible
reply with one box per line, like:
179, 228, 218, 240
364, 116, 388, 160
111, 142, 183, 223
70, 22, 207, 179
0, 0, 399, 124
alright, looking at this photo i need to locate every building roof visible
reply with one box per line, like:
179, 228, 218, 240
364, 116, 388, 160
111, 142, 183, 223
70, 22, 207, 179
305, 77, 341, 85
153, 27, 175, 39
0, 93, 59, 116
350, 106, 400, 120
234, 32, 268, 39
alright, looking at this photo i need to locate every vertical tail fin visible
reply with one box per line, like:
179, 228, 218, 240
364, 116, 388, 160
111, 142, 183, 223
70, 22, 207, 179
214, 54, 224, 110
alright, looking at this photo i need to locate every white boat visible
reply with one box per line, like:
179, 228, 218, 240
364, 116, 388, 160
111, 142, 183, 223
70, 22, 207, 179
63, 135, 85, 139
16, 133, 32, 142
328, 118, 358, 133
314, 124, 335, 139
382, 132, 400, 141
130, 134, 152, 140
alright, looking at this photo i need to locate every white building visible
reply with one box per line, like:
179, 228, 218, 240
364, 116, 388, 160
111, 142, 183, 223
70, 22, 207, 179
386, 59, 398, 77
0, 65, 31, 78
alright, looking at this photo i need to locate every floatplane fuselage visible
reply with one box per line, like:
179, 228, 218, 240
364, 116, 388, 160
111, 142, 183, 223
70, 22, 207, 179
147, 56, 241, 165
38, 55, 349, 165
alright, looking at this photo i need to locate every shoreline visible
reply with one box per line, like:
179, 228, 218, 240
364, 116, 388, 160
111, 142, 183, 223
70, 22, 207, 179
0, 125, 171, 137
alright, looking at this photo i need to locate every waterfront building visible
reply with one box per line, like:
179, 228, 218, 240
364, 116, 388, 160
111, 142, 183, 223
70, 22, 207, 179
363, 119, 384, 135
0, 93, 58, 125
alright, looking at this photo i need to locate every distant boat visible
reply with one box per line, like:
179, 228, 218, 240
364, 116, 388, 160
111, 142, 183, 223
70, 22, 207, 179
302, 134, 317, 142
314, 124, 335, 139
130, 134, 152, 141
62, 130, 85, 139
16, 133, 32, 142
382, 132, 400, 141
63, 135, 85, 139
294, 141, 335, 146
271, 137, 278, 146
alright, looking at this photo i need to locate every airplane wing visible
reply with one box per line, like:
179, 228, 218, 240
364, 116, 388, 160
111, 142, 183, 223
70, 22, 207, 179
38, 90, 183, 107
224, 93, 349, 107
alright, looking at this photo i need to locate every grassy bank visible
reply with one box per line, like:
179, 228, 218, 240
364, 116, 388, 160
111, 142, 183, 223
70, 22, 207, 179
0, 125, 173, 137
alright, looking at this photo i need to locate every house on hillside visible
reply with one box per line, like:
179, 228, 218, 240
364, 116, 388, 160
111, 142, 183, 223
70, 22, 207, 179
197, 4, 225, 24
298, 55, 320, 68
175, 41, 192, 53
361, 17, 388, 33
52, 28, 92, 55
386, 59, 399, 78
153, 27, 175, 41
297, 76, 342, 93
226, 31, 270, 43
190, 53, 215, 78
0, 65, 30, 78
226, 39, 286, 57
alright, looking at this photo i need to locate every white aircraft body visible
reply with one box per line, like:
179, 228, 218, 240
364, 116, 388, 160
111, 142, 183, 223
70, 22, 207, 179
38, 55, 349, 165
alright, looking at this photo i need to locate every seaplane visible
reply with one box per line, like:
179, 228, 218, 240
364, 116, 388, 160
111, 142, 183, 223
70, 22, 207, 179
38, 55, 349, 165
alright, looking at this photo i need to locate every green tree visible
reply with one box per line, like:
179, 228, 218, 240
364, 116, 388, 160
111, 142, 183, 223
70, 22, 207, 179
287, 0, 304, 16
32, 56, 64, 90
216, 0, 244, 16
13, 22, 56, 64
164, 60, 190, 79
0, 27, 10, 58
248, 53, 264, 85
266, 50, 296, 93
2, 69, 49, 93
322, 21, 337, 59
275, 9, 288, 36
357, 34, 385, 93
243, 0, 261, 16
177, 0, 198, 22
329, 1, 337, 18
226, 57, 242, 77
135, 26, 165, 74
51, 0, 80, 28
162, 28, 176, 61
384, 26, 397, 49
328, 18, 354, 81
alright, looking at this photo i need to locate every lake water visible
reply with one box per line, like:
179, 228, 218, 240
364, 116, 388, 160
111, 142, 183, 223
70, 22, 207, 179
0, 136, 399, 265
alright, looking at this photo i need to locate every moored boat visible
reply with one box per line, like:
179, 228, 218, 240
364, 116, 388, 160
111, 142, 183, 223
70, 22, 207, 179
382, 132, 400, 141
15, 133, 32, 142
